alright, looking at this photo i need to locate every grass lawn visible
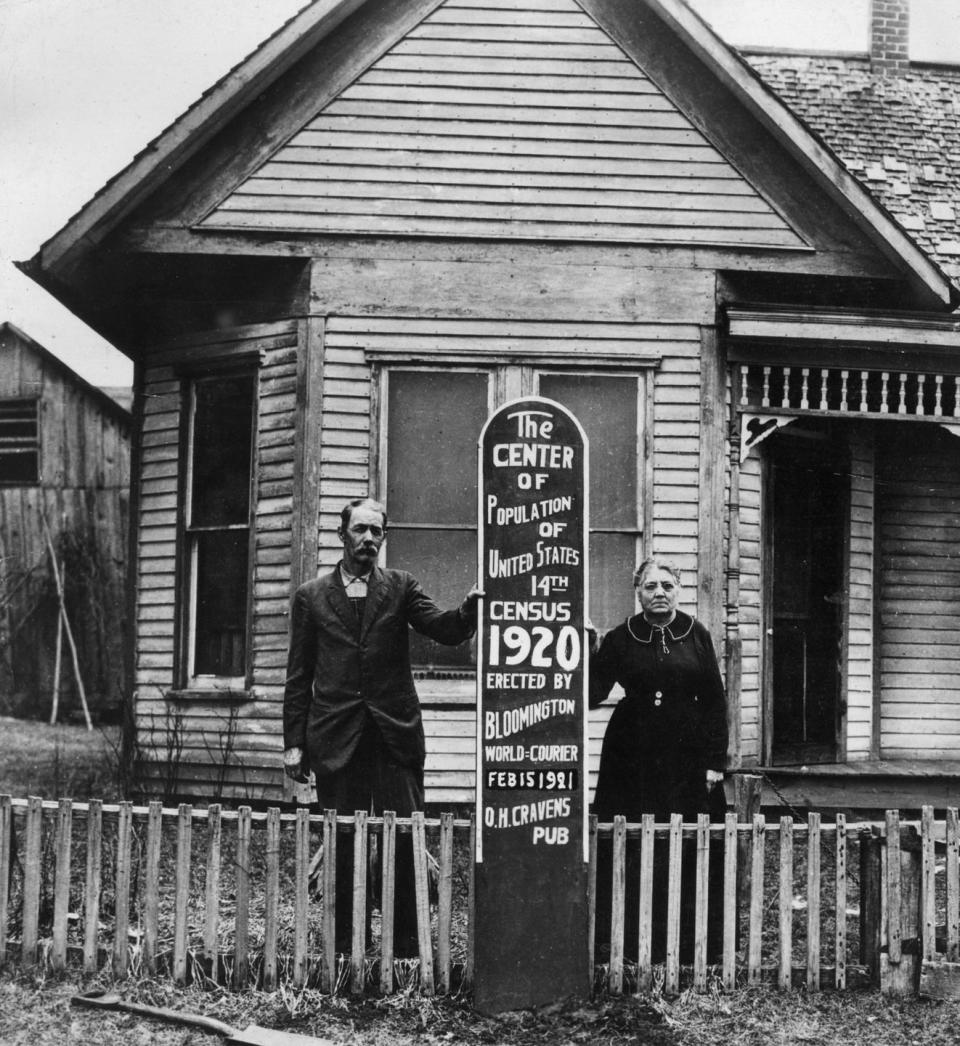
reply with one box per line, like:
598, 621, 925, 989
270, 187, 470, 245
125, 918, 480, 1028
0, 716, 122, 801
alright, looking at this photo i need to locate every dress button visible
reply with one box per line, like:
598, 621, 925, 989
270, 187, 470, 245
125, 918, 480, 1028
654, 690, 662, 707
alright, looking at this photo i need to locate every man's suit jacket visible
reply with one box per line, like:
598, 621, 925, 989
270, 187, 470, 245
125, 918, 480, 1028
283, 565, 474, 777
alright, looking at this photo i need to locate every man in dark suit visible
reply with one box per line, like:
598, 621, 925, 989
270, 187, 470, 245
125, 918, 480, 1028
283, 497, 480, 956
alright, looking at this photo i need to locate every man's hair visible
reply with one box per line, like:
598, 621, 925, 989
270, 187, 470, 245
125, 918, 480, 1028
633, 556, 681, 587
339, 498, 388, 533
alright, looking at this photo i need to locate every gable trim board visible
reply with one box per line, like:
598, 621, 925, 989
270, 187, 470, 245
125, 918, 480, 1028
20, 0, 957, 312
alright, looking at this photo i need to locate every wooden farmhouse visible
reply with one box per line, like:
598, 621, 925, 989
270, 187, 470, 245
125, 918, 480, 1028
21, 0, 960, 808
0, 322, 131, 721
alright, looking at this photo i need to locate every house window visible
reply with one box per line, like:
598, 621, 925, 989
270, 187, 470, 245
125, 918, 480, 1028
0, 399, 39, 484
183, 372, 255, 684
380, 365, 645, 669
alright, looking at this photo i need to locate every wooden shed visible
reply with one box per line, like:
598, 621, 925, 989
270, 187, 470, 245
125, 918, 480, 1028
0, 322, 131, 721
21, 0, 960, 807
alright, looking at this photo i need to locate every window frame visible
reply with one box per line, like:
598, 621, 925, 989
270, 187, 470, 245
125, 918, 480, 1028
0, 397, 40, 486
370, 357, 652, 685
175, 363, 259, 695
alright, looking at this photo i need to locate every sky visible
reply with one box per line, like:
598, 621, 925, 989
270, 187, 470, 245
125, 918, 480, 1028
2, 0, 958, 390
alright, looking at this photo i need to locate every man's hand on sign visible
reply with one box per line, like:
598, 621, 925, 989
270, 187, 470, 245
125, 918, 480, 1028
459, 585, 485, 620
283, 746, 310, 783
585, 619, 601, 653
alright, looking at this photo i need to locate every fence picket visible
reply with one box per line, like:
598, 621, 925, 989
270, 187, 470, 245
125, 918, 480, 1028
610, 815, 627, 994
112, 801, 132, 977
722, 812, 737, 991
665, 814, 683, 995
173, 804, 193, 985
83, 799, 102, 973
263, 807, 281, 991
437, 812, 454, 994
204, 804, 222, 970
51, 798, 72, 971
886, 811, 902, 965
779, 816, 793, 990
143, 801, 162, 975
235, 805, 252, 988
947, 808, 959, 962
921, 806, 936, 963
637, 814, 654, 994
467, 811, 477, 989
380, 810, 397, 994
694, 814, 709, 991
0, 795, 11, 962
351, 810, 368, 994
748, 814, 765, 986
322, 809, 337, 994
807, 813, 821, 991
21, 796, 43, 966
587, 814, 597, 984
293, 808, 310, 989
412, 811, 435, 994
835, 814, 847, 989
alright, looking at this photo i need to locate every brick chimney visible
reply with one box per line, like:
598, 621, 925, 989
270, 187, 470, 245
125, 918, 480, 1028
871, 0, 910, 71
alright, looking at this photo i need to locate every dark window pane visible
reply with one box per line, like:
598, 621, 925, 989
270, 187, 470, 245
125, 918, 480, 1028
194, 530, 249, 676
388, 528, 476, 668
387, 370, 487, 526
589, 533, 637, 630
191, 375, 254, 527
0, 450, 38, 484
538, 373, 638, 528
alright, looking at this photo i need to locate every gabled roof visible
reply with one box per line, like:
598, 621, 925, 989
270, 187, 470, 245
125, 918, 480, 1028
21, 0, 958, 308
0, 323, 133, 424
749, 55, 960, 286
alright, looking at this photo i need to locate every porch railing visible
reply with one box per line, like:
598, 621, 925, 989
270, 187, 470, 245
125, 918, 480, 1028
1, 796, 956, 997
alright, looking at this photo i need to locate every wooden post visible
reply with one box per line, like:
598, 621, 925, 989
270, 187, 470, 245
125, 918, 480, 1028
886, 811, 902, 966
835, 814, 847, 990
946, 808, 959, 963
807, 812, 821, 991
0, 795, 11, 963
778, 816, 793, 990
322, 809, 337, 994
412, 811, 435, 995
610, 816, 627, 994
21, 797, 42, 967
734, 774, 763, 925
665, 814, 683, 996
51, 798, 72, 972
263, 807, 281, 992
587, 814, 598, 988
204, 804, 222, 976
637, 814, 654, 995
466, 811, 477, 989
722, 812, 738, 991
293, 808, 310, 990
693, 814, 710, 991
748, 814, 765, 987
437, 812, 454, 995
380, 810, 397, 994
173, 804, 192, 985
921, 806, 937, 965
83, 799, 102, 973
112, 801, 132, 977
881, 813, 922, 997
234, 805, 251, 989
143, 801, 162, 975
859, 827, 882, 982
350, 810, 368, 995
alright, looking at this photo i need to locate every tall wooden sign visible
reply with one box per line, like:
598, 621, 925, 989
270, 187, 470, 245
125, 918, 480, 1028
474, 397, 589, 1013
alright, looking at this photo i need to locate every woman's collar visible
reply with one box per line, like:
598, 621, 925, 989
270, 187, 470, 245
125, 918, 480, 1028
626, 610, 694, 644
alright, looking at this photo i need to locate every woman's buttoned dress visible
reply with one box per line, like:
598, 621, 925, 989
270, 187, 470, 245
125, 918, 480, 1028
590, 610, 729, 962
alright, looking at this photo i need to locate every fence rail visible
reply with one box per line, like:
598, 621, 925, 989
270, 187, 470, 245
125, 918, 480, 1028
1, 795, 957, 997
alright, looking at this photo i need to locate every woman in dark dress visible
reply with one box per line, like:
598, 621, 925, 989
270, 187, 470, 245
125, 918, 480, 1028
590, 556, 728, 964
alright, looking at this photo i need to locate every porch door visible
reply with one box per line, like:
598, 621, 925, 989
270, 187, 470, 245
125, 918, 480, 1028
767, 427, 846, 764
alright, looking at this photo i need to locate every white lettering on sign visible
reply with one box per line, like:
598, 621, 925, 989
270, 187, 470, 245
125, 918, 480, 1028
488, 601, 571, 623
483, 797, 571, 828
484, 699, 577, 739
485, 495, 574, 526
491, 443, 575, 469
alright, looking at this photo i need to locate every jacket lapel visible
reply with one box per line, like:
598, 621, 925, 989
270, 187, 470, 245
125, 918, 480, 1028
360, 566, 390, 638
326, 567, 357, 634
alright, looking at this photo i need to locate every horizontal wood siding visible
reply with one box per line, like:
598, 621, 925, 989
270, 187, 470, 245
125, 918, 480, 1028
846, 429, 875, 759
878, 426, 960, 759
737, 454, 763, 765
201, 0, 803, 249
134, 322, 300, 802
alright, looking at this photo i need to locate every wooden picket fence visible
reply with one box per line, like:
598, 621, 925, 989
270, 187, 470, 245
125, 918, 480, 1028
0, 796, 957, 997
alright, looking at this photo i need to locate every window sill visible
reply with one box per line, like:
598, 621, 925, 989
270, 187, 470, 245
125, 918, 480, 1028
167, 687, 252, 702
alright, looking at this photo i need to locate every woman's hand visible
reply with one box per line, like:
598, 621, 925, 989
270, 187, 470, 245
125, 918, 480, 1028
706, 769, 724, 790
